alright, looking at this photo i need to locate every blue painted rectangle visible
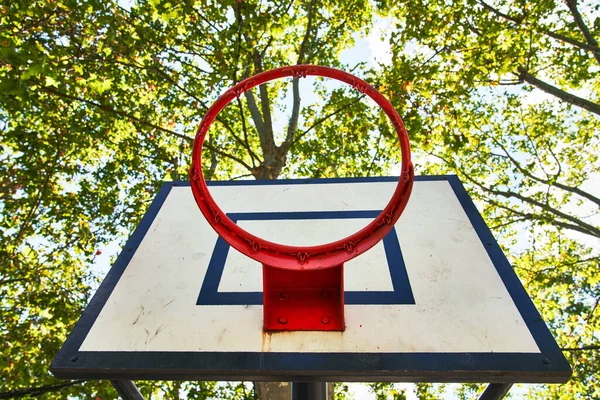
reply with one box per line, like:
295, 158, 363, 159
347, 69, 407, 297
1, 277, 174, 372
196, 210, 415, 306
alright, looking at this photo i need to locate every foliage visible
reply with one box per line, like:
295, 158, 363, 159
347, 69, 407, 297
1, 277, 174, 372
415, 383, 447, 399
334, 382, 352, 399
379, 0, 600, 398
367, 382, 407, 400
1, 0, 379, 398
1, 0, 599, 398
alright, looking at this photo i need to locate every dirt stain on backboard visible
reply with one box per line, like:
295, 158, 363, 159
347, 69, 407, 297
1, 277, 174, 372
261, 332, 273, 352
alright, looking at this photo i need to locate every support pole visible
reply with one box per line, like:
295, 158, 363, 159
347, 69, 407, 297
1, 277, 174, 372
110, 380, 145, 400
478, 383, 513, 400
291, 382, 327, 400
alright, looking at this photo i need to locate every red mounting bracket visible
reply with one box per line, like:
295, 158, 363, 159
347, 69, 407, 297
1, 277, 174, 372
263, 264, 344, 331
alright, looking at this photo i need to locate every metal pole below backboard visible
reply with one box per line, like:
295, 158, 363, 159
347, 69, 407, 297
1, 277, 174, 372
110, 380, 144, 400
291, 382, 327, 400
478, 383, 513, 400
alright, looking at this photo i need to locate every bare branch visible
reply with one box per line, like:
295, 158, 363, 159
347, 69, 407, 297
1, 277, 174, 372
486, 134, 600, 208
205, 135, 219, 181
366, 130, 384, 177
244, 89, 269, 155
297, 0, 317, 64
282, 77, 301, 151
252, 55, 275, 156
236, 97, 259, 167
429, 151, 600, 239
517, 66, 600, 116
203, 142, 252, 172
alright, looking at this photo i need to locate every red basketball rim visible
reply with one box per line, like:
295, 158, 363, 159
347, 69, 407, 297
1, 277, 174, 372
190, 65, 414, 270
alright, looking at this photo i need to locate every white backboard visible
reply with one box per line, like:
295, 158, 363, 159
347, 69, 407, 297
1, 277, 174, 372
51, 176, 571, 383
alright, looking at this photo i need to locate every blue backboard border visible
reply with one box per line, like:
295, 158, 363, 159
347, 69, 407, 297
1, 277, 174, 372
196, 210, 415, 306
51, 175, 572, 383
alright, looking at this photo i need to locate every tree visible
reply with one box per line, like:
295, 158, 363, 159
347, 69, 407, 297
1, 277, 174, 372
1, 0, 381, 398
2, 0, 598, 398
377, 0, 600, 397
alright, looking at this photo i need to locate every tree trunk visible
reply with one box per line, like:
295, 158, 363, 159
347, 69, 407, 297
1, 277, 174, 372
254, 382, 335, 400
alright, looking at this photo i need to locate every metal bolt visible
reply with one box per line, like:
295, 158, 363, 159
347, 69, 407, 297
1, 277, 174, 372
542, 358, 550, 365
321, 316, 330, 324
280, 292, 288, 300
278, 316, 288, 324
70, 356, 79, 362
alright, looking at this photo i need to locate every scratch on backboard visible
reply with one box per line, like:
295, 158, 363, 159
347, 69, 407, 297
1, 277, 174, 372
132, 305, 144, 325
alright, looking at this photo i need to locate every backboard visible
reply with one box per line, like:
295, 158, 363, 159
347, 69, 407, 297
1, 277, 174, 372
51, 176, 571, 383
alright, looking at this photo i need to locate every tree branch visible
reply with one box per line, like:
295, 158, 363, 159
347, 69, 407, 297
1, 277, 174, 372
486, 135, 600, 208
203, 142, 252, 172
477, 0, 600, 54
477, 0, 522, 24
561, 345, 600, 352
565, 0, 600, 65
517, 67, 600, 116
489, 216, 530, 230
123, 58, 259, 161
552, 180, 600, 208
236, 97, 259, 167
486, 182, 600, 238
244, 89, 269, 155
192, 8, 223, 34
0, 277, 28, 285
297, 0, 317, 64
279, 0, 316, 152
292, 94, 366, 146
0, 380, 87, 399
544, 28, 600, 53
481, 193, 598, 238
205, 135, 219, 180
430, 151, 600, 239
586, 295, 600, 322
13, 137, 61, 247
366, 130, 384, 177
282, 77, 301, 151
551, 219, 600, 238
40, 86, 194, 142
253, 55, 275, 156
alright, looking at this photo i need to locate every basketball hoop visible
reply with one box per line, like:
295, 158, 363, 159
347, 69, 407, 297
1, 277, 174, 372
52, 66, 570, 390
190, 65, 414, 331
